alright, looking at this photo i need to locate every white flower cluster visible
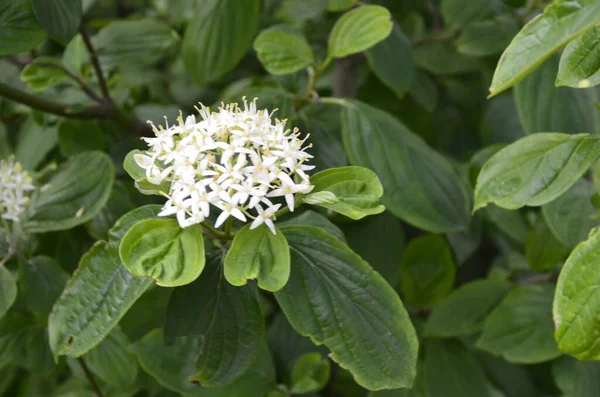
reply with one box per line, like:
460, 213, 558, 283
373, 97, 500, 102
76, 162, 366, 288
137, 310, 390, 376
134, 98, 314, 234
0, 158, 35, 222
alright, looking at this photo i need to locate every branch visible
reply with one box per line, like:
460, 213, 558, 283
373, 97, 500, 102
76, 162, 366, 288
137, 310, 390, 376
79, 25, 111, 102
78, 358, 104, 397
0, 82, 112, 119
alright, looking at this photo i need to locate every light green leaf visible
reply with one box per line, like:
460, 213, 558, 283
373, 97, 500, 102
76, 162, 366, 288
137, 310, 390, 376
399, 234, 456, 309
84, 328, 137, 387
553, 355, 600, 397
365, 22, 415, 98
328, 5, 393, 58
225, 224, 290, 292
557, 25, 600, 88
21, 57, 70, 92
108, 204, 162, 243
15, 117, 58, 171
515, 56, 600, 134
48, 241, 153, 358
24, 151, 114, 233
119, 219, 205, 287
93, 19, 178, 70
456, 15, 519, 57
165, 255, 264, 386
18, 256, 69, 320
339, 99, 471, 233
525, 217, 569, 271
58, 119, 106, 157
133, 330, 275, 397
424, 339, 494, 397
182, 0, 260, 85
275, 226, 418, 390
477, 285, 561, 364
489, 1, 600, 96
305, 166, 385, 220
0, 267, 17, 320
31, 0, 82, 43
253, 28, 314, 75
424, 279, 511, 338
474, 133, 600, 211
328, 0, 355, 12
290, 353, 330, 394
63, 34, 88, 75
440, 0, 499, 27
554, 228, 600, 359
0, 0, 47, 56
542, 179, 597, 249
123, 149, 146, 182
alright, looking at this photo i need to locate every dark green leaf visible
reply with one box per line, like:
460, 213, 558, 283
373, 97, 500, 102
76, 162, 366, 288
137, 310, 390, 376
480, 94, 526, 145
31, 0, 82, 43
553, 355, 600, 397
557, 25, 600, 88
133, 329, 275, 396
165, 255, 264, 386
84, 328, 137, 387
225, 224, 290, 292
440, 0, 499, 27
474, 133, 600, 211
108, 204, 162, 243
119, 219, 205, 287
456, 15, 519, 57
275, 226, 418, 390
525, 217, 569, 271
489, 1, 600, 96
484, 204, 529, 243
425, 279, 511, 338
15, 117, 58, 171
254, 28, 314, 75
339, 99, 471, 233
290, 353, 330, 394
475, 352, 539, 397
413, 42, 481, 75
0, 267, 17, 321
399, 234, 456, 309
0, 0, 47, 56
85, 180, 138, 241
365, 22, 414, 98
477, 285, 560, 363
58, 120, 106, 157
19, 256, 69, 320
328, 5, 393, 58
48, 241, 153, 358
182, 0, 260, 85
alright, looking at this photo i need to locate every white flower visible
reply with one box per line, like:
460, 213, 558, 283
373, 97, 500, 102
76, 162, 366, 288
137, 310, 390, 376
0, 158, 35, 222
134, 98, 314, 234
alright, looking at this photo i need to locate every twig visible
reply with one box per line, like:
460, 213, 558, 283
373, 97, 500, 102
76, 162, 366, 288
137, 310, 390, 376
78, 357, 104, 397
202, 222, 232, 240
516, 272, 555, 285
79, 25, 111, 103
413, 30, 460, 47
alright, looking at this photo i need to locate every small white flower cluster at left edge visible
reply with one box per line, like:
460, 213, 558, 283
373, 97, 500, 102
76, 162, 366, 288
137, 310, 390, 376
0, 158, 35, 222
134, 98, 315, 234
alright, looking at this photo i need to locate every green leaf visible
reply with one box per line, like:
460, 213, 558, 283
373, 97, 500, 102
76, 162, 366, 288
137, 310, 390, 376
557, 25, 600, 88
474, 133, 600, 211
58, 120, 106, 157
525, 217, 569, 271
365, 22, 415, 98
0, 267, 17, 321
328, 0, 356, 12
119, 219, 205, 287
399, 234, 456, 309
477, 285, 561, 364
279, 210, 346, 243
31, 0, 82, 44
85, 180, 138, 241
48, 241, 153, 359
164, 255, 264, 386
484, 204, 529, 243
480, 95, 526, 145
424, 339, 494, 397
328, 5, 393, 58
15, 117, 58, 171
424, 279, 511, 338
225, 224, 290, 292
253, 28, 314, 75
413, 42, 481, 75
84, 328, 137, 387
542, 179, 597, 249
553, 228, 600, 359
0, 0, 47, 56
18, 256, 69, 320
93, 19, 178, 70
339, 99, 471, 233
123, 149, 146, 182
108, 204, 162, 243
305, 166, 385, 220
23, 326, 59, 377
0, 122, 11, 159
182, 0, 260, 85
133, 330, 275, 397
24, 151, 114, 233
20, 57, 70, 92
275, 226, 418, 390
489, 1, 600, 96
476, 352, 538, 397
514, 56, 600, 134
440, 0, 499, 27
290, 353, 330, 394
553, 356, 600, 397
410, 70, 438, 113
456, 15, 519, 57
62, 34, 87, 75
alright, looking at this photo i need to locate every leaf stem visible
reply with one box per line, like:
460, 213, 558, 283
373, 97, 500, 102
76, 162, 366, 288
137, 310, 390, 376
78, 357, 104, 397
202, 222, 231, 240
224, 217, 234, 238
